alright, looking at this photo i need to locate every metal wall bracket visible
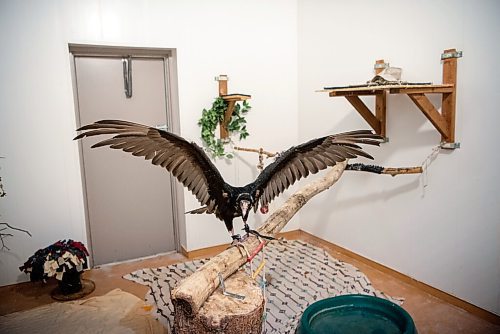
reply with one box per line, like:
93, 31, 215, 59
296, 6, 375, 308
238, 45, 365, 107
374, 62, 389, 70
441, 50, 463, 60
440, 142, 460, 149
122, 56, 133, 98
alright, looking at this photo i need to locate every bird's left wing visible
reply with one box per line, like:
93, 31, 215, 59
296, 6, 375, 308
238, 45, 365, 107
251, 130, 382, 211
74, 120, 226, 213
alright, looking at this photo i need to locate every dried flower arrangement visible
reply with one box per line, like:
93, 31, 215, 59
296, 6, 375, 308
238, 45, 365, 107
19, 240, 90, 295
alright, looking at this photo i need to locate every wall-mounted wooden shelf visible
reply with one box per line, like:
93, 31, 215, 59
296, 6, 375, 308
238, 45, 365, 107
216, 75, 251, 139
321, 48, 461, 148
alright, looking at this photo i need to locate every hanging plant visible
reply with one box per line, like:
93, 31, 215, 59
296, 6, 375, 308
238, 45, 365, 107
198, 97, 251, 159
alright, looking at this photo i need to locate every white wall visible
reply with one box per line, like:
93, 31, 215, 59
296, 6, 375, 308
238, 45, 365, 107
1, 0, 498, 317
0, 0, 298, 285
298, 0, 499, 315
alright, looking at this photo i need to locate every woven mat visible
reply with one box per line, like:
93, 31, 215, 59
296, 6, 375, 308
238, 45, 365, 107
124, 240, 402, 333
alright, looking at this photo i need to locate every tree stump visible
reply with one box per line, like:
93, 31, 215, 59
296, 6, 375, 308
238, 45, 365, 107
173, 270, 264, 334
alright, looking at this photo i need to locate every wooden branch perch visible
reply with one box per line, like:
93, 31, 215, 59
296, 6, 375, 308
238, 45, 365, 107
234, 147, 422, 177
233, 146, 276, 158
171, 161, 347, 316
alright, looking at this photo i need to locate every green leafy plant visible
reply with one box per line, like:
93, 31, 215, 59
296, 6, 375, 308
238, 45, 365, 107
198, 97, 251, 158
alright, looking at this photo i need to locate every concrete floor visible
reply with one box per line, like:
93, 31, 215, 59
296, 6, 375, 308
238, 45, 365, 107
1, 234, 499, 334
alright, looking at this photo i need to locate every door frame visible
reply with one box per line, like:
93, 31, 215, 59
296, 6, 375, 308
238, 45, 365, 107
69, 44, 184, 266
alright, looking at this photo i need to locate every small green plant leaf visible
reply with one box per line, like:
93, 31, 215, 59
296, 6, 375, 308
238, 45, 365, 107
198, 96, 251, 159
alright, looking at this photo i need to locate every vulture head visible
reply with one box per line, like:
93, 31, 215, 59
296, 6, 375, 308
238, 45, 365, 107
236, 193, 253, 223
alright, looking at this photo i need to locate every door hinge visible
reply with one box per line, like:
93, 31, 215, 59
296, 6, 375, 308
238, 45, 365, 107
155, 124, 169, 131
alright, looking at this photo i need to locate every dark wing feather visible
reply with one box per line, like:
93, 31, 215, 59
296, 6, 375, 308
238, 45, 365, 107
75, 120, 227, 212
251, 130, 382, 210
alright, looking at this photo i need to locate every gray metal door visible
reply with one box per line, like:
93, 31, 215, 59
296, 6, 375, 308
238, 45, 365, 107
74, 55, 177, 265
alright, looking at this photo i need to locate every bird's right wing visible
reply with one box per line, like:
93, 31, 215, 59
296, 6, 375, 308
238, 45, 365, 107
251, 130, 382, 211
74, 120, 227, 213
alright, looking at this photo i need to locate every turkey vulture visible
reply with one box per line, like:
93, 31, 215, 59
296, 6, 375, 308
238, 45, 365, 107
75, 120, 382, 241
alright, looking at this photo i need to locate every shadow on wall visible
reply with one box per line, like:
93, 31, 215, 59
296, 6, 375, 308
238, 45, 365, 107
305, 93, 443, 228
324, 94, 444, 157
335, 175, 419, 210
304, 175, 420, 231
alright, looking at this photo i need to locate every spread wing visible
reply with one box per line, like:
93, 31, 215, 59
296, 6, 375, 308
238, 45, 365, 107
74, 120, 227, 213
251, 130, 382, 210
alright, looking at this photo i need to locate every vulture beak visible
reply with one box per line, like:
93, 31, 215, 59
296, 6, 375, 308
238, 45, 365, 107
240, 200, 251, 222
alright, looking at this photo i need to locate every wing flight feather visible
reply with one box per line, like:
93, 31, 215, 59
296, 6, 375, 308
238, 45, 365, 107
75, 120, 226, 209
252, 130, 382, 208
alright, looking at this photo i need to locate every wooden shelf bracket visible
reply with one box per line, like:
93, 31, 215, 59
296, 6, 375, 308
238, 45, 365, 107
324, 49, 462, 148
216, 75, 251, 139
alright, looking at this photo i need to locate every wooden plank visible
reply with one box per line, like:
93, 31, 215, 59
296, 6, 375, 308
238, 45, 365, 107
220, 100, 236, 138
390, 85, 454, 94
375, 90, 387, 138
221, 94, 251, 101
219, 95, 251, 138
441, 48, 458, 143
324, 84, 449, 94
408, 93, 449, 138
345, 96, 381, 134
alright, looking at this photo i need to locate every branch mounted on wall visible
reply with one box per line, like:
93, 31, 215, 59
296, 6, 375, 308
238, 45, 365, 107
233, 146, 423, 177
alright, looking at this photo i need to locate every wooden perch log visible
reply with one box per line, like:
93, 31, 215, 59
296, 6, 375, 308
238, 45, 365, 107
234, 147, 422, 177
174, 271, 264, 334
383, 167, 423, 176
171, 161, 347, 317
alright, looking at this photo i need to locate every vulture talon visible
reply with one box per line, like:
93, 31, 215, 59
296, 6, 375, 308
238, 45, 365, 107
230, 234, 242, 245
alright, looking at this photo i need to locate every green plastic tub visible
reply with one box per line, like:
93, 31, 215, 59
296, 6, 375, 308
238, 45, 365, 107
296, 294, 417, 334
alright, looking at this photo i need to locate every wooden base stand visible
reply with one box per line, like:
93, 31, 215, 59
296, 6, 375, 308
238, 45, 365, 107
174, 270, 264, 334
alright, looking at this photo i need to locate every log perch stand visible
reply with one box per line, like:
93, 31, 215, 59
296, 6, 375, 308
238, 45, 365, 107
173, 271, 264, 334
172, 161, 348, 333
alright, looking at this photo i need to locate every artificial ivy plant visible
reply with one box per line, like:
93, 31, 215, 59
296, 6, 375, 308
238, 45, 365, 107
198, 97, 251, 158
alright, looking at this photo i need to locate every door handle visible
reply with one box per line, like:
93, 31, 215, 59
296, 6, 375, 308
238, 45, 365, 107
122, 56, 132, 98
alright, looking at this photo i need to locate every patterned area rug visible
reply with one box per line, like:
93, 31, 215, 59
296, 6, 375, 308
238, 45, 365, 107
124, 240, 402, 333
